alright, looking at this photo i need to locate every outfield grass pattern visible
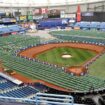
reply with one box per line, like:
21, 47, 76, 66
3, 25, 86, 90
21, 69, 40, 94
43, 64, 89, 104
89, 53, 105, 80
36, 47, 96, 67
50, 30, 105, 80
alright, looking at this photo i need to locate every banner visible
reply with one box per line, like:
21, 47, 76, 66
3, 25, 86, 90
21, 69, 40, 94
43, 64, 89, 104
33, 15, 43, 20
10, 18, 16, 22
2, 18, 16, 23
19, 16, 27, 21
48, 9, 60, 15
61, 13, 76, 18
28, 15, 33, 20
2, 18, 11, 22
82, 12, 94, 16
33, 9, 40, 15
40, 8, 48, 14
76, 5, 81, 22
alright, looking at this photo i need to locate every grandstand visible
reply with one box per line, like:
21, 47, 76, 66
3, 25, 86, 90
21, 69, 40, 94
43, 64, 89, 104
0, 0, 105, 105
0, 25, 26, 36
0, 74, 38, 98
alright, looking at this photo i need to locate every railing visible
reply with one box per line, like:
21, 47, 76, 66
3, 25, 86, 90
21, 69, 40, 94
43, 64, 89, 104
36, 93, 74, 105
0, 96, 35, 104
0, 93, 74, 105
0, 72, 23, 85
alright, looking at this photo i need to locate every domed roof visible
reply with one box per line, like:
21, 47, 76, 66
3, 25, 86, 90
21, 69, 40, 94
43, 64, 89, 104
0, 0, 104, 7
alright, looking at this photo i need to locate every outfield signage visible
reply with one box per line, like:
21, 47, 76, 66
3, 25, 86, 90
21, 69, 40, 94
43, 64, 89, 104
61, 13, 76, 19
2, 18, 16, 23
10, 18, 16, 22
82, 12, 94, 16
19, 16, 27, 21
28, 15, 33, 20
33, 15, 43, 20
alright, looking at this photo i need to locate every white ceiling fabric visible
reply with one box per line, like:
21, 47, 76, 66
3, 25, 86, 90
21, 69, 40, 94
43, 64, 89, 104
0, 0, 104, 7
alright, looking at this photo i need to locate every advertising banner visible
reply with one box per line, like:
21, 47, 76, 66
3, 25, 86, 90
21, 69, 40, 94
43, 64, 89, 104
10, 18, 16, 22
2, 18, 16, 23
33, 15, 43, 20
2, 18, 11, 22
19, 16, 27, 21
40, 8, 48, 14
28, 15, 33, 20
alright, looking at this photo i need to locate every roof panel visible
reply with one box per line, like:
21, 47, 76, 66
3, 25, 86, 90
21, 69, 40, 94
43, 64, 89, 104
0, 0, 104, 7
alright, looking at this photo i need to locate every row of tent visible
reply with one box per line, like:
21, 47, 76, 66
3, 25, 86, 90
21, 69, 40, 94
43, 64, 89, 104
0, 25, 26, 35
74, 22, 105, 30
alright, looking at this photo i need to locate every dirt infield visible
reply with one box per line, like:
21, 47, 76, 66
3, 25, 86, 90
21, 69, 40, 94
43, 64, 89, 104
66, 66, 87, 76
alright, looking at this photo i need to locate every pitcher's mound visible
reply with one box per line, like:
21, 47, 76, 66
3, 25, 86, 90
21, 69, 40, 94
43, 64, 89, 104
62, 54, 72, 59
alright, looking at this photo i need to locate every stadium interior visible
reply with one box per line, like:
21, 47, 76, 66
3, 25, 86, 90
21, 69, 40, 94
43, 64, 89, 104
0, 0, 105, 105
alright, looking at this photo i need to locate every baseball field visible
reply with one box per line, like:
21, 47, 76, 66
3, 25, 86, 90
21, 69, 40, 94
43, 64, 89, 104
50, 30, 105, 79
36, 47, 96, 67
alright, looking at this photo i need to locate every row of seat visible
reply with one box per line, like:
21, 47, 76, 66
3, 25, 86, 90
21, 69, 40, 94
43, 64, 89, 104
0, 25, 26, 35
0, 81, 16, 90
50, 30, 105, 45
0, 35, 43, 99
0, 75, 39, 98
53, 35, 105, 45
74, 21, 105, 30
0, 86, 38, 98
0, 76, 5, 80
50, 30, 105, 39
0, 50, 105, 92
0, 35, 40, 54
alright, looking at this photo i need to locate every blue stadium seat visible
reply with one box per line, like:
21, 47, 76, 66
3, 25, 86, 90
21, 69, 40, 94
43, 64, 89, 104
0, 86, 38, 98
100, 22, 105, 30
0, 76, 38, 98
90, 22, 100, 29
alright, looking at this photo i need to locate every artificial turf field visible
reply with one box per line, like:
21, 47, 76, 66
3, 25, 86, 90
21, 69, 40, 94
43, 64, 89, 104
89, 53, 105, 80
36, 47, 96, 67
50, 30, 105, 80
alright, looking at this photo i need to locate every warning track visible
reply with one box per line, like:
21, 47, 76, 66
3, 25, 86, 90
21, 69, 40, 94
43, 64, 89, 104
19, 42, 104, 58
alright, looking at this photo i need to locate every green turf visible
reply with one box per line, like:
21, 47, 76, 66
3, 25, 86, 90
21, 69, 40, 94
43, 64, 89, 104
36, 47, 96, 67
89, 53, 105, 80
49, 30, 105, 39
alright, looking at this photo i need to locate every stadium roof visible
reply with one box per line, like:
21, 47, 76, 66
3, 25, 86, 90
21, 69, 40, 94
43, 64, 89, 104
0, 0, 104, 7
